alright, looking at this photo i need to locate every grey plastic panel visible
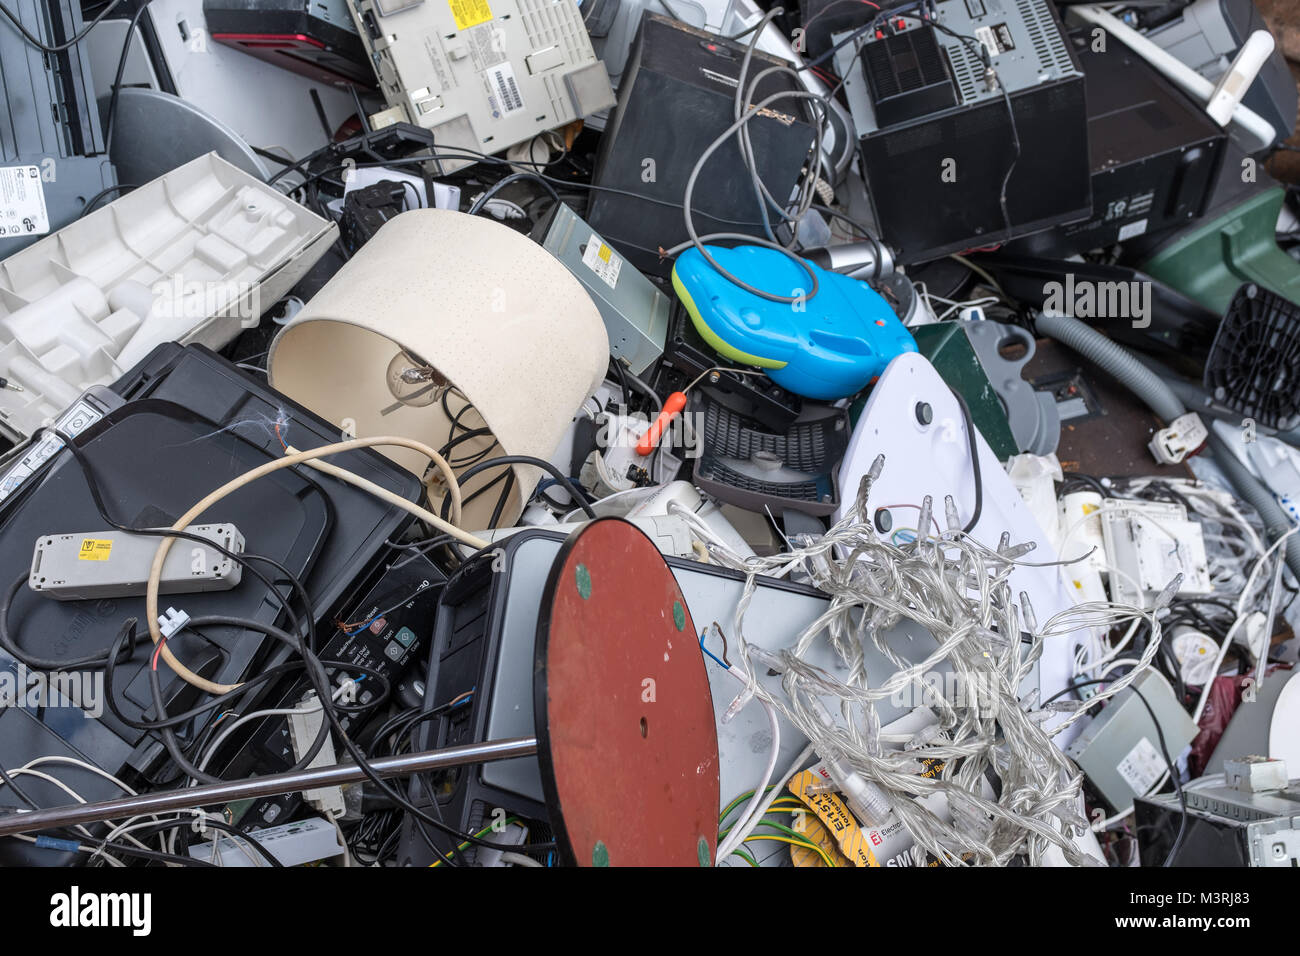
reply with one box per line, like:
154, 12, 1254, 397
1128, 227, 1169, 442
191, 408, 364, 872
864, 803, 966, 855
30, 523, 244, 601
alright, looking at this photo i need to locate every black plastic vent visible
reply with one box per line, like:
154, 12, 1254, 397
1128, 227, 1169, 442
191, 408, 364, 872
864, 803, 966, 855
691, 394, 849, 516
860, 25, 958, 127
1204, 284, 1300, 430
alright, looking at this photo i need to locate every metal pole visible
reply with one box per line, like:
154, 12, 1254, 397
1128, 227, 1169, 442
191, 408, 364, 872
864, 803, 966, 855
0, 736, 538, 839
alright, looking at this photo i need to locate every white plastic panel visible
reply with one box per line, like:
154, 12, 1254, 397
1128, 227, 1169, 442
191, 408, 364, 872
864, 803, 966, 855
351, 0, 615, 171
835, 352, 1081, 741
0, 153, 335, 442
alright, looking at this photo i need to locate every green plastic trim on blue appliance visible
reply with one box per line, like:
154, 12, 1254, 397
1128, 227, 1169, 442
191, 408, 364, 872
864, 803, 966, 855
671, 269, 784, 370
671, 245, 916, 400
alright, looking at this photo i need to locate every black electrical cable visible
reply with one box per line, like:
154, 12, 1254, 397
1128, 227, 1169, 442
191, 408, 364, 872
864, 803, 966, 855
1045, 676, 1189, 867
0, 0, 129, 53
387, 535, 457, 571
104, 1, 154, 156
267, 616, 553, 854
0, 574, 141, 671
134, 615, 392, 784
609, 358, 632, 409
146, 609, 549, 854
488, 470, 517, 529
77, 837, 215, 867
456, 455, 598, 520
131, 817, 284, 867
367, 694, 478, 867
811, 203, 877, 242
103, 621, 384, 732
0, 761, 40, 811
439, 426, 498, 468
51, 428, 317, 648
949, 387, 983, 534
77, 184, 138, 219
467, 171, 562, 216
147, 623, 331, 785
273, 146, 776, 228
439, 467, 513, 525
392, 699, 492, 866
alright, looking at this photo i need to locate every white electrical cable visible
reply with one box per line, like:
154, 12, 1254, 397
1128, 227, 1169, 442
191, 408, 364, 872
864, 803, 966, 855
144, 435, 490, 696
1070, 5, 1276, 148
500, 850, 543, 868
685, 454, 1159, 867
193, 680, 355, 779
714, 656, 781, 862
1192, 524, 1300, 722
718, 744, 815, 866
195, 703, 322, 777
328, 809, 352, 868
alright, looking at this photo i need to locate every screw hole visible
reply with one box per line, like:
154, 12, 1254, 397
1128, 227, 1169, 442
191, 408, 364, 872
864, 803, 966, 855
639, 716, 648, 738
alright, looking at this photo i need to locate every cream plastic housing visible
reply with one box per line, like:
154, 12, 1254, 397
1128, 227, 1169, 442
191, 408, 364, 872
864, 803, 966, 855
0, 152, 336, 443
268, 209, 610, 529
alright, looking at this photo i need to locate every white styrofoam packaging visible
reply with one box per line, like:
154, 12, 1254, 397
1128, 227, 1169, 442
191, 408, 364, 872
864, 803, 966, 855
0, 152, 336, 443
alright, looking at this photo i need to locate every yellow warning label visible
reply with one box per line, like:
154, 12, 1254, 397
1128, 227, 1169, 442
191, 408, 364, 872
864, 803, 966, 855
789, 811, 852, 868
78, 539, 112, 561
448, 0, 492, 30
597, 243, 612, 263
788, 770, 877, 867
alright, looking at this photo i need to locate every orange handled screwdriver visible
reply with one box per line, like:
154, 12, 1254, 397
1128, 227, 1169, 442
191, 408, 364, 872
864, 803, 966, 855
635, 367, 753, 457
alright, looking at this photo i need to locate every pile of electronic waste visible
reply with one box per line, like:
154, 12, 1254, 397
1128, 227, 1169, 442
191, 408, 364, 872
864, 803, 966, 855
0, 0, 1297, 869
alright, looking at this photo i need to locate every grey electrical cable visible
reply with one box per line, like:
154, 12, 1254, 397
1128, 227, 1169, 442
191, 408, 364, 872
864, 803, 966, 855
666, 15, 838, 304
731, 7, 828, 247
619, 364, 663, 413
1033, 311, 1185, 422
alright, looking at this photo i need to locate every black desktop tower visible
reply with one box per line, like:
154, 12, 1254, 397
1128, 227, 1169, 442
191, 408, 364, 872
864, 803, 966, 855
587, 13, 818, 277
840, 1, 1091, 264
1006, 30, 1226, 258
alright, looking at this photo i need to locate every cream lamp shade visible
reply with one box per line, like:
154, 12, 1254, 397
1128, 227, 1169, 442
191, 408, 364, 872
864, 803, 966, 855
268, 209, 610, 530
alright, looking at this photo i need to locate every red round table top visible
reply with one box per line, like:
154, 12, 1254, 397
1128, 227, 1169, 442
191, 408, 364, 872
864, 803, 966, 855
535, 518, 721, 867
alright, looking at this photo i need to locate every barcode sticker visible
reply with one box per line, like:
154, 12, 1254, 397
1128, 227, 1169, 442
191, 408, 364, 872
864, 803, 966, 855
0, 166, 50, 239
487, 63, 524, 115
1117, 219, 1148, 242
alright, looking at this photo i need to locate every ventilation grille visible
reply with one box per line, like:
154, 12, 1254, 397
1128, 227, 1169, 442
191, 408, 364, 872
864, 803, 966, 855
518, 0, 587, 63
943, 38, 982, 103
1204, 284, 1300, 431
692, 396, 848, 515
859, 25, 958, 126
861, 27, 949, 98
1016, 0, 1076, 77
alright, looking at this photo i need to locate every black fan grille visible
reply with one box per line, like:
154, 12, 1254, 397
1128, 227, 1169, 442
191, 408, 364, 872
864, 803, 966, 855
1204, 284, 1300, 430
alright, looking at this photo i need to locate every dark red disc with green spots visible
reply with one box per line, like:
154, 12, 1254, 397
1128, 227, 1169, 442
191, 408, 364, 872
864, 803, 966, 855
535, 517, 719, 866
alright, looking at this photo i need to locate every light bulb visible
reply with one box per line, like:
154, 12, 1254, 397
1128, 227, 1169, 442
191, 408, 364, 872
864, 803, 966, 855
385, 350, 448, 408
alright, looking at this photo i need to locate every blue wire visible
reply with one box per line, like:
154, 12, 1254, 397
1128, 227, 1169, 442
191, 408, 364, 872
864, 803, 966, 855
699, 630, 728, 669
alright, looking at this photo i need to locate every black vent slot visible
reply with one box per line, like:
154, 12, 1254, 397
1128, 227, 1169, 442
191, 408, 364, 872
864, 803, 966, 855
1204, 284, 1300, 430
860, 25, 958, 128
691, 394, 849, 516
